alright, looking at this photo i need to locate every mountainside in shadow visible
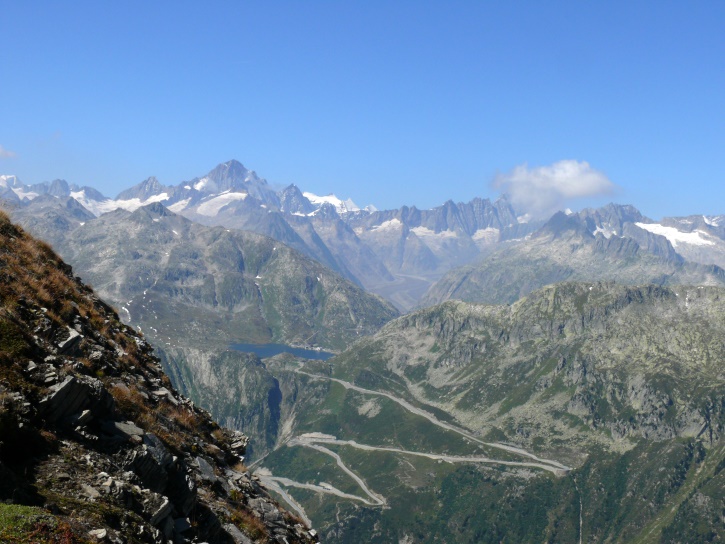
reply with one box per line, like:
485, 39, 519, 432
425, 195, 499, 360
0, 211, 318, 543
248, 282, 725, 542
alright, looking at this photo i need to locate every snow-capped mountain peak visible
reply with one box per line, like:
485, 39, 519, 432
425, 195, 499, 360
303, 192, 361, 214
116, 176, 168, 201
0, 174, 21, 188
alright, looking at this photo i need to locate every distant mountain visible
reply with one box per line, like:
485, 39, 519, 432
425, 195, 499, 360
422, 203, 725, 306
0, 160, 543, 310
5, 163, 725, 312
31, 202, 398, 353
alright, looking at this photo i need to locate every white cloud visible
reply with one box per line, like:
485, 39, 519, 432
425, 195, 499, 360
492, 160, 616, 218
0, 145, 17, 159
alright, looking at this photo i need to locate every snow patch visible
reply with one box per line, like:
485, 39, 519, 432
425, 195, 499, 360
471, 227, 500, 242
71, 190, 170, 216
371, 218, 403, 232
193, 177, 210, 191
13, 188, 40, 201
410, 226, 459, 238
167, 198, 191, 213
303, 191, 360, 213
593, 226, 617, 239
196, 191, 248, 216
635, 222, 715, 247
0, 175, 19, 188
704, 215, 722, 227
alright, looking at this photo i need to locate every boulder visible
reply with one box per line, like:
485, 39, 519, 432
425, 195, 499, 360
39, 376, 114, 423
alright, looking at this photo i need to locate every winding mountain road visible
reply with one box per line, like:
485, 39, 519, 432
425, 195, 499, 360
293, 368, 571, 473
290, 433, 567, 475
256, 365, 573, 523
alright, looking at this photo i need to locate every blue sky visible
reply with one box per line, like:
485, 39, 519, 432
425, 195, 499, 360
1, 1, 724, 218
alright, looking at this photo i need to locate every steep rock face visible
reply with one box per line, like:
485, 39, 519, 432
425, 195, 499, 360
0, 211, 317, 543
158, 347, 332, 461
279, 185, 315, 215
116, 176, 169, 201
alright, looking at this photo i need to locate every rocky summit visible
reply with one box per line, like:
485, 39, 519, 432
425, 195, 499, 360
0, 210, 317, 543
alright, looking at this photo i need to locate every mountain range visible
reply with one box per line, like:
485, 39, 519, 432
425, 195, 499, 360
4, 161, 725, 312
423, 204, 725, 306
2, 161, 540, 310
4, 160, 725, 542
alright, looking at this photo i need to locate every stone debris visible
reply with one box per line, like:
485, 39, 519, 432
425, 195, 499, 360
81, 483, 101, 500
57, 326, 83, 355
223, 523, 255, 544
102, 420, 145, 440
88, 528, 107, 540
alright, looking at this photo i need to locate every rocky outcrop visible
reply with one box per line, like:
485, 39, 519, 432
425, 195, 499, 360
0, 211, 317, 543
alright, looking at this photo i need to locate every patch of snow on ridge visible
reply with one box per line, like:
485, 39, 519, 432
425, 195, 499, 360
70, 191, 170, 217
193, 177, 210, 191
12, 188, 40, 201
196, 191, 247, 216
593, 226, 617, 239
70, 190, 116, 216
371, 218, 403, 231
704, 215, 723, 227
167, 198, 192, 213
471, 227, 500, 242
411, 226, 458, 238
635, 222, 715, 247
303, 192, 360, 213
0, 175, 18, 187
0, 175, 40, 201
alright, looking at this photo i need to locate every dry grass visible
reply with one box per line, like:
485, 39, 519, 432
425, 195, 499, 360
229, 507, 269, 542
164, 404, 199, 429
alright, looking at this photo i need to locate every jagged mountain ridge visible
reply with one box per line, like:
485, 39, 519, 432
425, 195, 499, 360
1, 162, 540, 310
252, 281, 725, 542
0, 210, 318, 543
422, 203, 725, 306
6, 161, 725, 310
